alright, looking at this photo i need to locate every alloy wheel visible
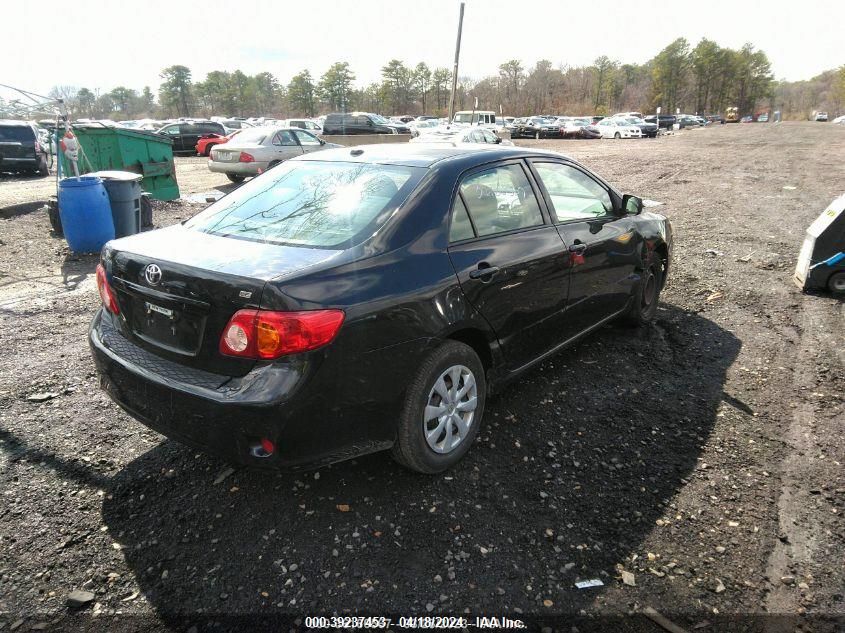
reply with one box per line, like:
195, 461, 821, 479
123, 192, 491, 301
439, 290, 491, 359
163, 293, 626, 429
423, 365, 478, 454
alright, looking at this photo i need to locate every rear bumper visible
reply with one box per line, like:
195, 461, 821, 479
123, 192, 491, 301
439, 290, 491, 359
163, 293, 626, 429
89, 310, 401, 470
207, 160, 264, 177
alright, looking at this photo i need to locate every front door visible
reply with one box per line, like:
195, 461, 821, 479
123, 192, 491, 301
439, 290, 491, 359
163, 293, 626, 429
447, 160, 571, 370
529, 160, 640, 336
270, 130, 304, 162
291, 129, 324, 154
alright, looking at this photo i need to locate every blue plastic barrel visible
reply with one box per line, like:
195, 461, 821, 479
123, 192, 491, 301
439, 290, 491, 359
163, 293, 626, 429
58, 176, 115, 252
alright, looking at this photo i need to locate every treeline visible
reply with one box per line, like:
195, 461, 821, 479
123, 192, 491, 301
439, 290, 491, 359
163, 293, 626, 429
38, 38, 845, 122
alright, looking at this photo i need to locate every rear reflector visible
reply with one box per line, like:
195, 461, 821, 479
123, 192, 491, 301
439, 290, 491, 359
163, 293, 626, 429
95, 263, 120, 315
219, 309, 345, 359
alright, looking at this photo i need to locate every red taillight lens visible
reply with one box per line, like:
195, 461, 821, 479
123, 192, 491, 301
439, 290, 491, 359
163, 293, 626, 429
95, 263, 120, 315
219, 309, 344, 359
238, 152, 255, 163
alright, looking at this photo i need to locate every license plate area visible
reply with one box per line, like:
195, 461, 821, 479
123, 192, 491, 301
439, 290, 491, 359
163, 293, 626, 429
130, 299, 206, 356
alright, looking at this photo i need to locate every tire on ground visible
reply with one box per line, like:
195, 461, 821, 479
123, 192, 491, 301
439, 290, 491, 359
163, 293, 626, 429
620, 250, 664, 326
391, 340, 486, 474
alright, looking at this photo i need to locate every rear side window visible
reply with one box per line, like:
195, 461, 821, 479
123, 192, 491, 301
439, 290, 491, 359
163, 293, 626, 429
198, 123, 224, 134
186, 161, 426, 248
458, 164, 543, 237
449, 196, 475, 242
533, 162, 612, 221
0, 125, 35, 142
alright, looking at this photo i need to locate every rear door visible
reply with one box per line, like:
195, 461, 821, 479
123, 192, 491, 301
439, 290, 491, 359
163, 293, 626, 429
529, 160, 640, 336
446, 160, 572, 370
158, 124, 182, 150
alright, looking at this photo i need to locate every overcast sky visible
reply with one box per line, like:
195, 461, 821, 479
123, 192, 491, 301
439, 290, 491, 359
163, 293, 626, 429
3, 0, 843, 100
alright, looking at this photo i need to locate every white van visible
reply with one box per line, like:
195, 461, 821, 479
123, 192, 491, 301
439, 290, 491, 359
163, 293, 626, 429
452, 111, 497, 126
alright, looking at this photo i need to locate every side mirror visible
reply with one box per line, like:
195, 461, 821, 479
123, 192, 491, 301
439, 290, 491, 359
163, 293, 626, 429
622, 194, 643, 215
494, 137, 502, 144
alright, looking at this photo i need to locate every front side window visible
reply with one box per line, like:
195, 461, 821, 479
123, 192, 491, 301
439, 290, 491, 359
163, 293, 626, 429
458, 163, 543, 237
533, 162, 613, 222
293, 130, 321, 145
186, 161, 425, 248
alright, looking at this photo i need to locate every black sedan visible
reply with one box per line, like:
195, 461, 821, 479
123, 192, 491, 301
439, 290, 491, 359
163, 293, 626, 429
90, 144, 672, 473
510, 117, 562, 139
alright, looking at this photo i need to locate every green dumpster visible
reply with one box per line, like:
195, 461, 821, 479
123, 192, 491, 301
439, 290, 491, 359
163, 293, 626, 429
57, 124, 179, 201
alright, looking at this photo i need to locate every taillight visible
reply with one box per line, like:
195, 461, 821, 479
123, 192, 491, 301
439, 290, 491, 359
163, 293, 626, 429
238, 152, 255, 163
219, 309, 345, 359
95, 263, 120, 315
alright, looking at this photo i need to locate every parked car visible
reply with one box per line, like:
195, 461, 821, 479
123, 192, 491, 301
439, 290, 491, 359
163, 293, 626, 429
410, 127, 511, 146
0, 120, 50, 176
581, 124, 602, 139
560, 117, 594, 138
832, 115, 845, 125
740, 115, 753, 123
208, 127, 340, 182
814, 112, 828, 122
407, 119, 441, 137
613, 116, 658, 138
644, 114, 677, 129
157, 120, 226, 154
595, 118, 643, 139
196, 129, 241, 157
757, 113, 769, 123
510, 117, 561, 139
322, 112, 410, 135
90, 143, 672, 473
219, 119, 254, 134
278, 119, 323, 135
706, 114, 725, 124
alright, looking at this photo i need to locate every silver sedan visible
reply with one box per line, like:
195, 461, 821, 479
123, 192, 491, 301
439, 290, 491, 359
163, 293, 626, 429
208, 127, 341, 182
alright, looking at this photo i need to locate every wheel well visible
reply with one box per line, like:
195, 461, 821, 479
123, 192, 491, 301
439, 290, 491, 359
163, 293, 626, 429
446, 329, 493, 371
653, 242, 669, 287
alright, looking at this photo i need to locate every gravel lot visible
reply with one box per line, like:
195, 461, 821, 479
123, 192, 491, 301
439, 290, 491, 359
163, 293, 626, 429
1, 122, 843, 632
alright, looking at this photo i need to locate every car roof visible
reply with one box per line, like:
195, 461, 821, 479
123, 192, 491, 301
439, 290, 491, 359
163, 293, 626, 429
294, 143, 571, 168
0, 119, 35, 127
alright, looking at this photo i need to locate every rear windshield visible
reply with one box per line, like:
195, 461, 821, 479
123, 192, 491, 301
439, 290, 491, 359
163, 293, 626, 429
0, 125, 35, 142
231, 128, 270, 144
186, 160, 426, 248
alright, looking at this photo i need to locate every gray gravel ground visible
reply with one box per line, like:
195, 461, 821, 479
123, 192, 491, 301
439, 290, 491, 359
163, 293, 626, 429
0, 122, 843, 632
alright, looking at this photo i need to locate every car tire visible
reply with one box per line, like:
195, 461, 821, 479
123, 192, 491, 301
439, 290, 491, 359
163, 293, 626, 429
614, 132, 621, 139
226, 174, 245, 183
620, 250, 664, 326
391, 340, 486, 474
268, 160, 281, 170
204, 144, 214, 157
827, 271, 845, 295
38, 157, 49, 177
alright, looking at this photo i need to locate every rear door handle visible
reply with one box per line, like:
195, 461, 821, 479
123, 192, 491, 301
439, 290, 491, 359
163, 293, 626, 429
469, 265, 500, 280
569, 243, 587, 254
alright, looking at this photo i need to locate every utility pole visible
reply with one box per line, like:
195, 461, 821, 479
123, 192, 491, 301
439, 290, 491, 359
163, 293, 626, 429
447, 2, 465, 126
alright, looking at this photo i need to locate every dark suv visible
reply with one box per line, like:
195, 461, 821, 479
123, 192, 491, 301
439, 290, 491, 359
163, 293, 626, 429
322, 112, 410, 135
0, 120, 50, 176
157, 120, 226, 154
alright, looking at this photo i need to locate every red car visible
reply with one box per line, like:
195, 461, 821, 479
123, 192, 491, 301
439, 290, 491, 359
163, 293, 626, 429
196, 129, 240, 157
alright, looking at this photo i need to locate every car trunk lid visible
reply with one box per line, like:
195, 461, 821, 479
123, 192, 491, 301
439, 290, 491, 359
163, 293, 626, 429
105, 224, 341, 376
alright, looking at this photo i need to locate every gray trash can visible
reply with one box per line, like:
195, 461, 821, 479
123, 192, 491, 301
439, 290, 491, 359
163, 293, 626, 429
92, 170, 143, 238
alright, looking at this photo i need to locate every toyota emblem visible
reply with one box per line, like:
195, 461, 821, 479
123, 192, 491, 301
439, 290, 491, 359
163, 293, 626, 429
144, 264, 162, 285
